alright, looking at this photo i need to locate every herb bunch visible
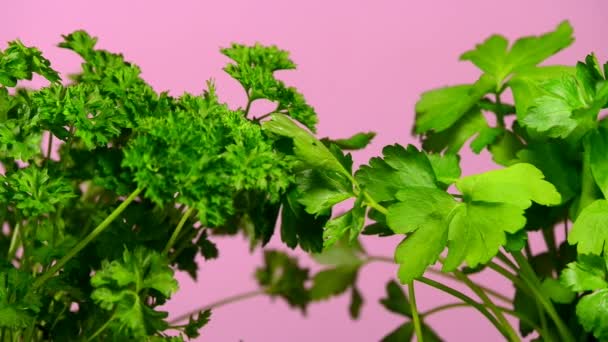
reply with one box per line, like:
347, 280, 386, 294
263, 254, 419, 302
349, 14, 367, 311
2, 20, 608, 342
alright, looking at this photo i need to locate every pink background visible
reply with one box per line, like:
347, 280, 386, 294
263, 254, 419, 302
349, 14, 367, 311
3, 1, 608, 340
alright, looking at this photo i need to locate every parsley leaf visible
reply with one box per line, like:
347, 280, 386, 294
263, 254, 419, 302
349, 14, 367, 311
568, 200, 608, 255
576, 289, 608, 341
460, 21, 573, 87
90, 247, 178, 338
560, 254, 608, 292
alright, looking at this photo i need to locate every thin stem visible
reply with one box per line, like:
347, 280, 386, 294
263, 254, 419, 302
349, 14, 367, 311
33, 187, 143, 289
169, 290, 264, 324
487, 261, 528, 294
86, 316, 114, 341
512, 251, 575, 342
422, 302, 539, 332
163, 207, 195, 255
7, 223, 21, 261
366, 256, 511, 304
243, 93, 253, 117
496, 251, 518, 272
362, 192, 388, 215
495, 93, 506, 128
254, 111, 276, 122
408, 282, 424, 342
454, 271, 520, 342
46, 133, 53, 162
418, 276, 510, 340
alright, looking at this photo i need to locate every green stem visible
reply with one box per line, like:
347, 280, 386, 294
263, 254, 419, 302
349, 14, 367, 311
496, 251, 518, 272
163, 207, 195, 255
512, 251, 575, 342
169, 290, 264, 324
86, 315, 114, 341
418, 276, 510, 340
243, 93, 253, 117
408, 282, 424, 342
45, 133, 53, 162
361, 192, 388, 215
7, 223, 21, 261
454, 271, 520, 342
495, 93, 506, 128
422, 302, 539, 332
366, 256, 511, 303
487, 261, 529, 295
33, 187, 143, 289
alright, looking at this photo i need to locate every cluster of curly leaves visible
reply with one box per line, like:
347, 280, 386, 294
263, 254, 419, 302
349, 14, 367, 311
0, 30, 382, 341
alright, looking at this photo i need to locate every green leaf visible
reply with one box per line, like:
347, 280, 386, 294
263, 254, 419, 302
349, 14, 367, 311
540, 278, 575, 304
470, 127, 503, 154
414, 75, 494, 133
390, 163, 559, 280
255, 250, 310, 312
504, 230, 528, 252
421, 108, 490, 154
381, 322, 443, 342
310, 266, 358, 301
280, 189, 329, 253
585, 127, 608, 198
561, 254, 608, 292
348, 287, 363, 319
0, 40, 61, 86
355, 144, 437, 202
460, 21, 573, 85
516, 142, 580, 202
509, 65, 576, 118
312, 237, 365, 267
426, 153, 461, 188
295, 169, 353, 215
576, 289, 608, 341
568, 200, 608, 255
322, 196, 367, 248
263, 114, 349, 177
442, 202, 526, 271
321, 132, 376, 150
455, 163, 561, 209
487, 130, 524, 166
379, 280, 411, 317
183, 310, 211, 339
90, 247, 177, 338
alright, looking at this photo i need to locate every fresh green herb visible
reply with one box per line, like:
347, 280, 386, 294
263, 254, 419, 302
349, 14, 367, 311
2, 20, 608, 341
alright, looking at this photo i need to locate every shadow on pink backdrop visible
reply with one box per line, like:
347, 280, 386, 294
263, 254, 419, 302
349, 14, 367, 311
3, 1, 607, 340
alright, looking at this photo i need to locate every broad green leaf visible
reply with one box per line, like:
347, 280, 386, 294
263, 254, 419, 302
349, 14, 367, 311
443, 202, 525, 271
576, 289, 608, 341
585, 127, 608, 198
421, 108, 490, 154
355, 144, 437, 202
415, 75, 494, 133
310, 266, 358, 301
379, 280, 411, 317
387, 187, 458, 234
348, 287, 363, 319
312, 237, 365, 267
516, 142, 580, 202
295, 169, 353, 214
540, 278, 575, 304
393, 203, 451, 284
461, 21, 574, 85
470, 127, 503, 154
509, 65, 576, 118
568, 200, 608, 255
255, 250, 310, 311
426, 153, 461, 188
561, 254, 608, 292
456, 163, 561, 209
322, 197, 366, 248
321, 132, 376, 150
280, 189, 329, 253
263, 114, 349, 177
487, 130, 524, 166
